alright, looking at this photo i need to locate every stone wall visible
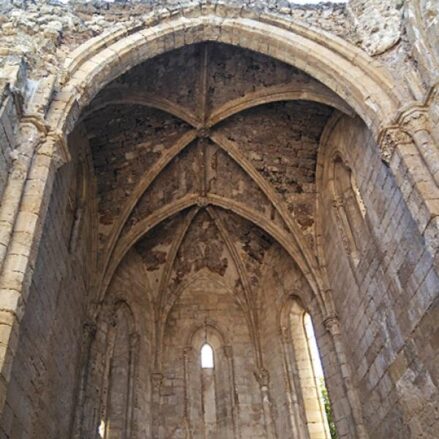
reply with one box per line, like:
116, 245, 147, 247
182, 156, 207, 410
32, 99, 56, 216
0, 65, 23, 200
159, 272, 265, 438
0, 0, 353, 79
0, 126, 95, 437
0, 1, 438, 438
318, 114, 439, 438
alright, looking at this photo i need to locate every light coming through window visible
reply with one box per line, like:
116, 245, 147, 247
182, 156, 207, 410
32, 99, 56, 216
201, 343, 214, 368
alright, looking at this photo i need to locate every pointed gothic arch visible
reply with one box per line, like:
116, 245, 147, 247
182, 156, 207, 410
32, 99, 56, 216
47, 8, 402, 146
3, 4, 435, 439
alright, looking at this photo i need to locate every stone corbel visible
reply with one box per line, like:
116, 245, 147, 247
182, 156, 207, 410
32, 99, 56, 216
402, 107, 438, 155
20, 114, 49, 137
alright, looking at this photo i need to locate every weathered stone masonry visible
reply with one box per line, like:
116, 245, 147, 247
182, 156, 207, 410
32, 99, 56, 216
0, 0, 438, 438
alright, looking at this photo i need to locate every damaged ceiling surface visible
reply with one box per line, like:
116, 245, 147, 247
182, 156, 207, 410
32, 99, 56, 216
81, 43, 346, 306
73, 45, 350, 436
2, 1, 438, 437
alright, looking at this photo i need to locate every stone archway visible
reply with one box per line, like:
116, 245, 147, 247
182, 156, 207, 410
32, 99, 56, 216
0, 4, 438, 439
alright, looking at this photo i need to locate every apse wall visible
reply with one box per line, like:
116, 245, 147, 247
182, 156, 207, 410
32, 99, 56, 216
0, 126, 95, 438
318, 115, 439, 438
158, 273, 265, 438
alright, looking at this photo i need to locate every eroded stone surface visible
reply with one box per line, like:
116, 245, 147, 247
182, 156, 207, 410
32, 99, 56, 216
0, 1, 438, 439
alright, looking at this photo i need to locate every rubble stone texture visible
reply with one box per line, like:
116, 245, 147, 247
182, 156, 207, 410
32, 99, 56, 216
0, 0, 438, 438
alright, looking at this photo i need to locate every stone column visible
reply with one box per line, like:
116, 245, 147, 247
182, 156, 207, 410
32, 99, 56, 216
151, 372, 163, 439
127, 332, 140, 438
224, 345, 240, 439
71, 320, 97, 439
182, 346, 193, 438
401, 109, 439, 185
280, 325, 308, 438
324, 315, 368, 439
0, 121, 43, 271
0, 132, 67, 415
255, 368, 277, 439
380, 122, 439, 271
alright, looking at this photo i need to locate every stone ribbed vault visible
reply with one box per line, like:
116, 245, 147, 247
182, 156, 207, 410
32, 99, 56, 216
0, 2, 438, 439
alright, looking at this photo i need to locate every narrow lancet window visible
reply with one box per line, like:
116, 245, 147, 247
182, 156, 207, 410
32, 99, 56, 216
303, 312, 336, 439
283, 299, 336, 438
201, 343, 214, 368
303, 313, 325, 381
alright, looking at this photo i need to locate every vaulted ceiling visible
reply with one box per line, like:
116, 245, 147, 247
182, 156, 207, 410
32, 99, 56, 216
80, 42, 351, 318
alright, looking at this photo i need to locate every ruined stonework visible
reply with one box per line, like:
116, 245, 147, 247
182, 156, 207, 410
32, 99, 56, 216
0, 1, 438, 438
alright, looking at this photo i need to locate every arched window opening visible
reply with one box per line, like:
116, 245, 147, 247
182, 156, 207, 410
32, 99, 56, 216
304, 313, 337, 439
100, 304, 136, 439
201, 343, 214, 369
185, 327, 235, 438
283, 299, 336, 439
332, 156, 368, 265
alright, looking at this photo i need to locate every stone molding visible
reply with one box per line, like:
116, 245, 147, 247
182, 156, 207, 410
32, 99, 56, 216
378, 83, 439, 186
44, 8, 402, 142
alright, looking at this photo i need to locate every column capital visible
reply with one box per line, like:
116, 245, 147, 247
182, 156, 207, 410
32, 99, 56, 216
399, 107, 431, 134
20, 115, 49, 136
43, 131, 71, 167
254, 368, 270, 388
332, 195, 345, 209
83, 320, 97, 337
378, 126, 413, 164
323, 315, 341, 335
183, 346, 193, 356
151, 372, 163, 391
223, 345, 233, 358
130, 332, 140, 349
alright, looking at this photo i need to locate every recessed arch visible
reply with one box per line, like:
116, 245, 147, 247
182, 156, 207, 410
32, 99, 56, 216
58, 10, 405, 325
47, 9, 403, 144
80, 88, 201, 127
280, 295, 332, 439
80, 81, 354, 130
2, 4, 437, 439
207, 82, 355, 127
101, 195, 324, 312
188, 323, 228, 354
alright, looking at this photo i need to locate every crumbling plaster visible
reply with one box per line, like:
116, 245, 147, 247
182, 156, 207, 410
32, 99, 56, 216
0, 1, 438, 438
